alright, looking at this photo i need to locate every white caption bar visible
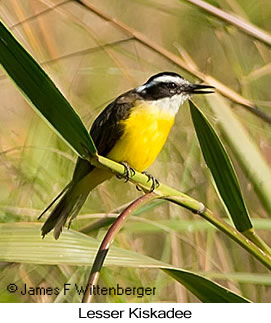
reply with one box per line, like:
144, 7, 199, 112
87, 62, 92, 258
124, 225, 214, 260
1, 303, 268, 323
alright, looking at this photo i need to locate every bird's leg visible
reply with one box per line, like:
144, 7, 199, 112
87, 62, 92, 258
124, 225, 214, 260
116, 163, 159, 192
116, 162, 136, 182
142, 171, 160, 192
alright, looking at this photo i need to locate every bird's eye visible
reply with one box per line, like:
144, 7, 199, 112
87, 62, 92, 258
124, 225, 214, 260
168, 82, 177, 89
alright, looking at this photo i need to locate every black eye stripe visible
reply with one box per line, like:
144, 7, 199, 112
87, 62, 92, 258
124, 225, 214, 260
137, 80, 182, 100
168, 82, 177, 88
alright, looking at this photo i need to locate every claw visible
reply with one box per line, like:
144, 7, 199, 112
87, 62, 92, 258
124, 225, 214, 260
136, 184, 143, 191
117, 162, 136, 182
142, 171, 160, 192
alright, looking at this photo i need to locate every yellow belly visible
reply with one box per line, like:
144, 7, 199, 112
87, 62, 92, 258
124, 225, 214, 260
106, 103, 175, 172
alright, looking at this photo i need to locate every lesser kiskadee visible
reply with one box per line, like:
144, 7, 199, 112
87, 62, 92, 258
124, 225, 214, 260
39, 72, 214, 239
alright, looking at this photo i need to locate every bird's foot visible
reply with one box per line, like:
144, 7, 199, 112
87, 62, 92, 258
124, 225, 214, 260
142, 171, 160, 192
117, 162, 136, 182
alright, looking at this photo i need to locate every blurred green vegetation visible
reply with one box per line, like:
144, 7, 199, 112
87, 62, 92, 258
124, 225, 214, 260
0, 0, 271, 302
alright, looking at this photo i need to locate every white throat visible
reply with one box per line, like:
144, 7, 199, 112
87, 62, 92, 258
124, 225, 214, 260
147, 94, 189, 116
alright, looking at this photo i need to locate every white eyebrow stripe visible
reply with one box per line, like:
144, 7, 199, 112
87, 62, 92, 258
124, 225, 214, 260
136, 84, 148, 93
151, 75, 187, 84
136, 75, 190, 93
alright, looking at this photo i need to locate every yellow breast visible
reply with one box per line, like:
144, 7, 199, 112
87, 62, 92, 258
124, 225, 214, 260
106, 102, 175, 172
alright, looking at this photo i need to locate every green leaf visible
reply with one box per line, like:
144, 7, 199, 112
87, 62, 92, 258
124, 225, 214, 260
0, 21, 96, 158
201, 272, 271, 285
164, 269, 248, 303
0, 222, 249, 303
123, 218, 271, 233
189, 100, 252, 232
206, 94, 271, 215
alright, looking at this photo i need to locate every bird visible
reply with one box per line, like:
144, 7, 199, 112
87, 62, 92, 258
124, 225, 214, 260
39, 71, 214, 239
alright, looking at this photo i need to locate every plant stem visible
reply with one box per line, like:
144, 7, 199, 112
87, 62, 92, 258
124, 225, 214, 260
88, 154, 271, 271
78, 0, 271, 124
82, 192, 157, 303
183, 0, 271, 46
243, 229, 271, 257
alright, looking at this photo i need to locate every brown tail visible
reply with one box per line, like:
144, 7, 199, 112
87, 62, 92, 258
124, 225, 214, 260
39, 168, 112, 239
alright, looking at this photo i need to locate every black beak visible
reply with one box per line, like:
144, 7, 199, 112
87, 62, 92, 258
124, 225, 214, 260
185, 83, 215, 95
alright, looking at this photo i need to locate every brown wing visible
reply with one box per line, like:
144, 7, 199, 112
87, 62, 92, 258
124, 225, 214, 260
72, 91, 137, 183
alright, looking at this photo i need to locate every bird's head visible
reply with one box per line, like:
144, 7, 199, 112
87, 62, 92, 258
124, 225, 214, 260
136, 72, 214, 115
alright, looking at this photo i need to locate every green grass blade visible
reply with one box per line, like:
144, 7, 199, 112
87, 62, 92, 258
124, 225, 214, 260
164, 269, 248, 303
189, 100, 252, 232
0, 223, 249, 303
200, 272, 271, 286
122, 218, 271, 233
206, 94, 271, 214
0, 21, 96, 158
